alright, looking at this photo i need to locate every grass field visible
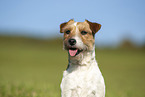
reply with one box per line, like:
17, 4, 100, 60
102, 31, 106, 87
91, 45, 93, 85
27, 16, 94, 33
0, 36, 145, 97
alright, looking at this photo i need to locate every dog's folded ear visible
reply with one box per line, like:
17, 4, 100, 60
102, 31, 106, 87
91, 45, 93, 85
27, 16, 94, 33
60, 22, 67, 33
85, 20, 101, 34
60, 19, 74, 33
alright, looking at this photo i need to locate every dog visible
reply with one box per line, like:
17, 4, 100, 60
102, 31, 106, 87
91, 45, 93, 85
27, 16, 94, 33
60, 19, 105, 97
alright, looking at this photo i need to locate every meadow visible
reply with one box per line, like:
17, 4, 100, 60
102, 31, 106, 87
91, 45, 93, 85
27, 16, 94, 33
0, 36, 145, 97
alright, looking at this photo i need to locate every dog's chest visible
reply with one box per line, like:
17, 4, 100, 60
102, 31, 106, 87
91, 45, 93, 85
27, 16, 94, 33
62, 68, 92, 87
61, 64, 105, 97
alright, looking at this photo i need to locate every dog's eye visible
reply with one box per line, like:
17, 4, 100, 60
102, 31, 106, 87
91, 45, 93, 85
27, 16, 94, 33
65, 30, 70, 34
81, 31, 88, 35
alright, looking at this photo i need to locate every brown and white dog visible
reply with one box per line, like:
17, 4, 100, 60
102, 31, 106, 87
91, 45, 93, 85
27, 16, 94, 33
60, 19, 105, 97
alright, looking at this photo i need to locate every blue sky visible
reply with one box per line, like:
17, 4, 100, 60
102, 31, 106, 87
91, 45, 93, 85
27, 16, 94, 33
0, 0, 145, 46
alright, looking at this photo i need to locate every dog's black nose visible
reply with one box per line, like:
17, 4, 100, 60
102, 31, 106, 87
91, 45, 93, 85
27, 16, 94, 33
68, 39, 76, 46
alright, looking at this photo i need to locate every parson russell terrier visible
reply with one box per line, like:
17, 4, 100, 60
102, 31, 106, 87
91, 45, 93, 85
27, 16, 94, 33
60, 19, 105, 97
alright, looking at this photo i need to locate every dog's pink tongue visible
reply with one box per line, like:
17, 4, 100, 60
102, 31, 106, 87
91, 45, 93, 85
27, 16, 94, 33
69, 49, 78, 56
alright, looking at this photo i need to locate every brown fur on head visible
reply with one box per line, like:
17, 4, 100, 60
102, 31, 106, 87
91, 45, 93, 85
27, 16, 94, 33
60, 19, 101, 34
60, 19, 101, 57
60, 19, 75, 33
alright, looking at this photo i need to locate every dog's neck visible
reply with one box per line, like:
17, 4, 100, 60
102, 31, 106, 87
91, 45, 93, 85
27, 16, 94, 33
67, 46, 96, 71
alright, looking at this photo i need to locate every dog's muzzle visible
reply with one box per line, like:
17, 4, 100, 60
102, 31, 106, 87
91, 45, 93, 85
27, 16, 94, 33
68, 39, 76, 46
65, 38, 83, 57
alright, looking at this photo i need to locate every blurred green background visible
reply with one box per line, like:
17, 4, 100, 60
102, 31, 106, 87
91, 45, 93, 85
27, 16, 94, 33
0, 0, 145, 97
0, 36, 145, 97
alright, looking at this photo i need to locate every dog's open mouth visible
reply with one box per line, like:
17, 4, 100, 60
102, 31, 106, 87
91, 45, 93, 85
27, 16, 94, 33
69, 48, 83, 57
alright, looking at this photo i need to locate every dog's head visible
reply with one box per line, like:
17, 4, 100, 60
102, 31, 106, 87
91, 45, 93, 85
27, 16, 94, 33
60, 19, 101, 57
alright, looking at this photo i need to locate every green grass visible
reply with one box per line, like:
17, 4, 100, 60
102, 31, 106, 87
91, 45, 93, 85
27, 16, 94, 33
0, 36, 145, 97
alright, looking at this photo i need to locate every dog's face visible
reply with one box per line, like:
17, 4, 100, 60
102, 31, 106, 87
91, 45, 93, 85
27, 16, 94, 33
60, 19, 101, 57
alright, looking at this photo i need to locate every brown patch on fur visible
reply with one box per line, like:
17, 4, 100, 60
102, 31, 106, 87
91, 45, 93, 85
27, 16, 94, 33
60, 19, 74, 33
63, 23, 76, 42
85, 20, 101, 35
77, 22, 95, 50
60, 20, 101, 51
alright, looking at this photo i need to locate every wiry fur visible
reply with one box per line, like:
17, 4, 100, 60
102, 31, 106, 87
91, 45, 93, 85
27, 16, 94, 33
60, 20, 105, 97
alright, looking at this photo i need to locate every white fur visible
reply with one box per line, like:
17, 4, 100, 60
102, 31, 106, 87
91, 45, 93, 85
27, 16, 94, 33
61, 49, 105, 97
73, 22, 77, 26
73, 22, 84, 50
